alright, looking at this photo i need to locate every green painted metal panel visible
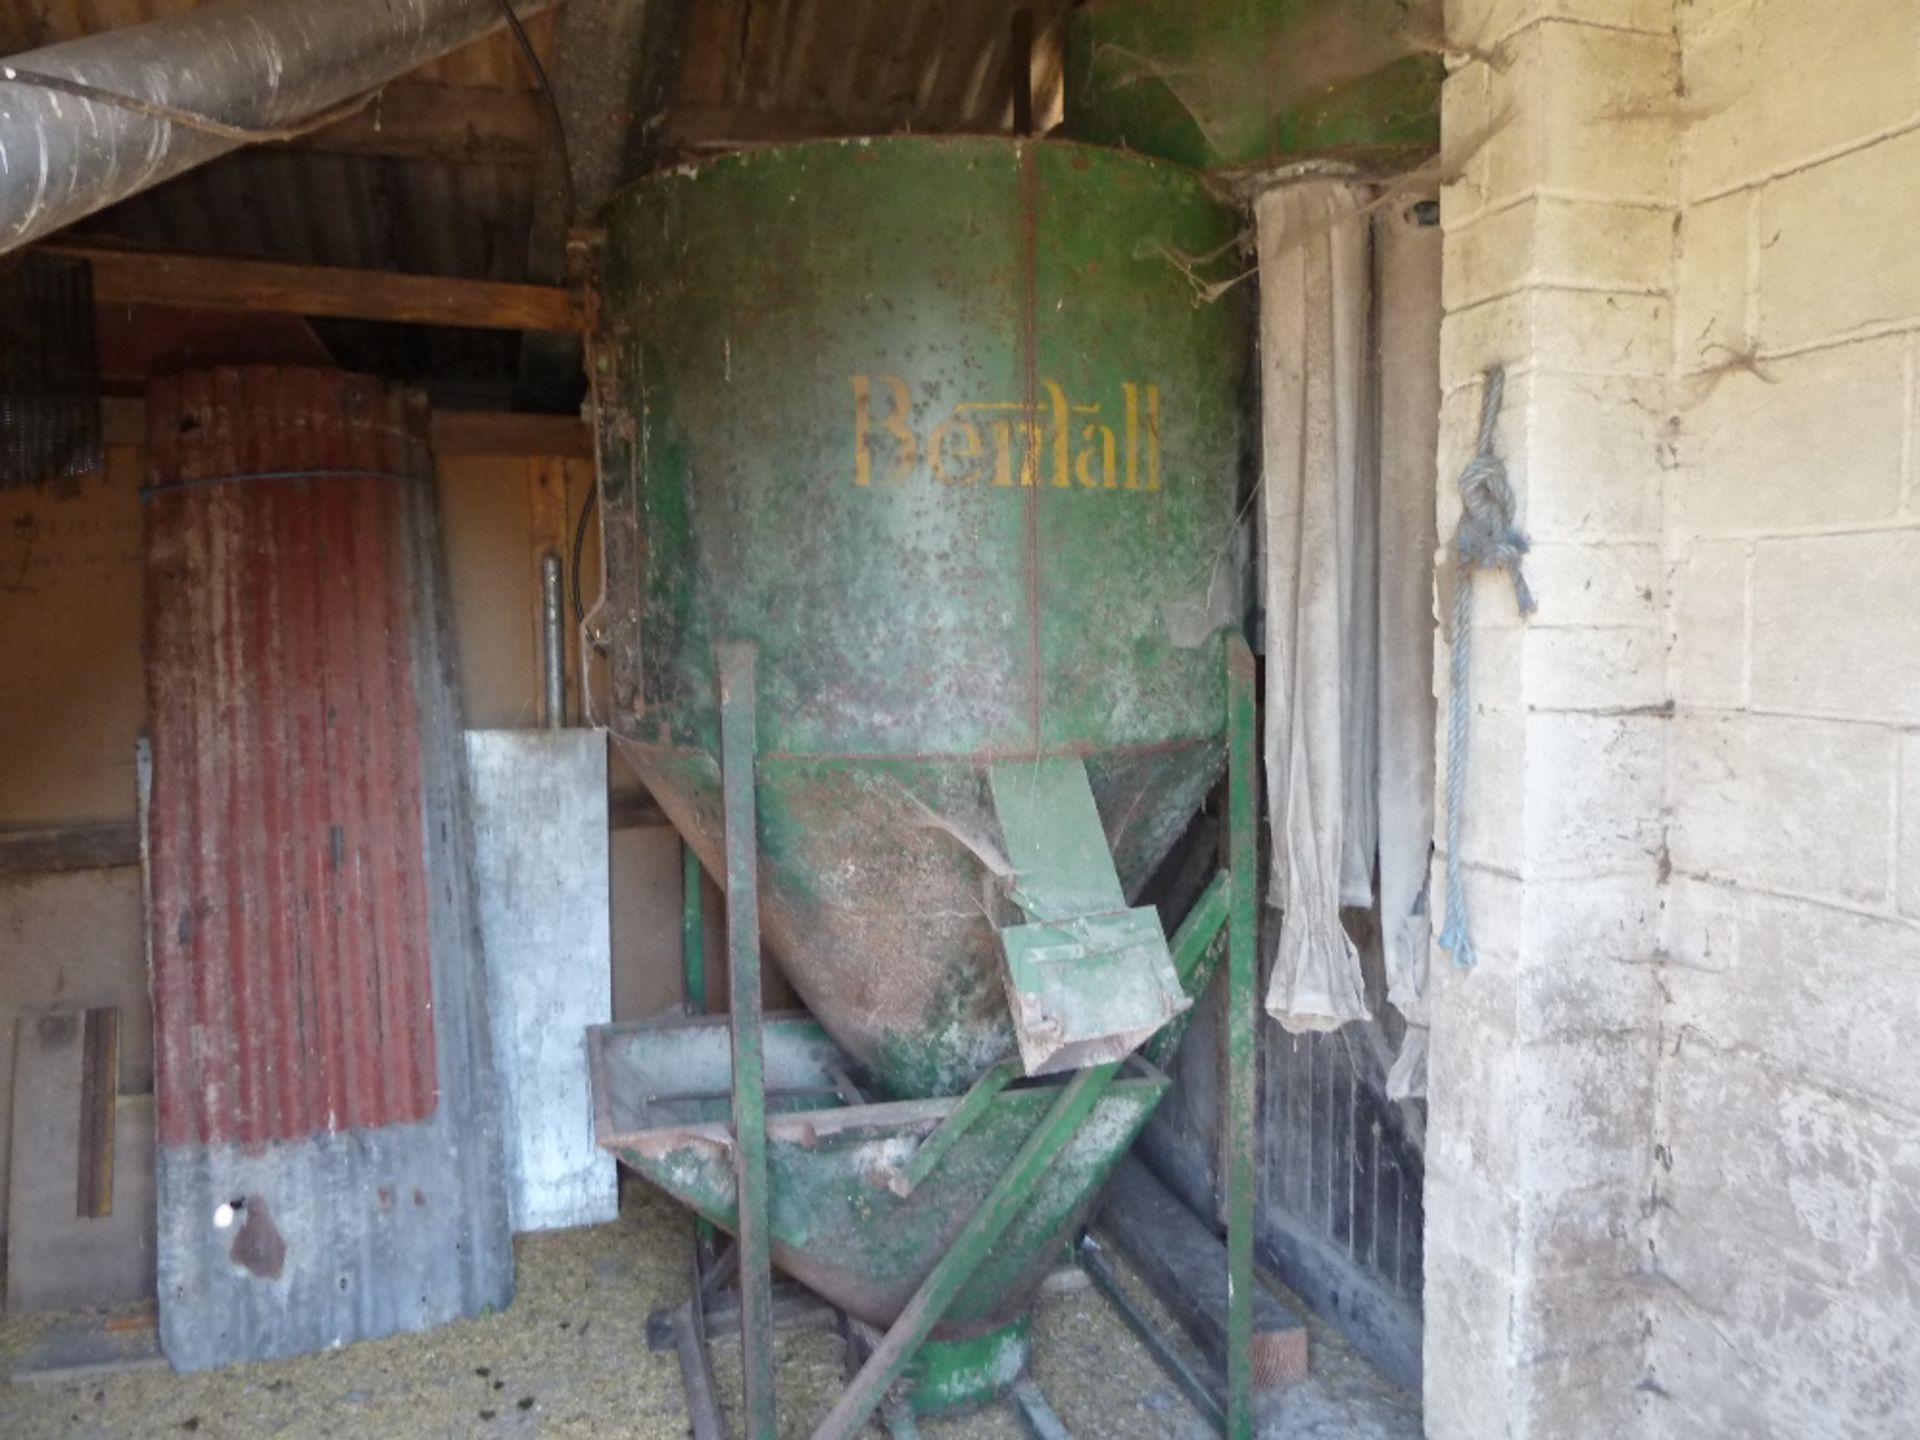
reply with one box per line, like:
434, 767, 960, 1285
607, 1063, 1167, 1334
1064, 0, 1443, 173
991, 758, 1127, 918
595, 137, 1250, 1100
908, 1321, 1031, 1416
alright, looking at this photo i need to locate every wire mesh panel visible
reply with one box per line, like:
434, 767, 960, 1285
0, 254, 101, 489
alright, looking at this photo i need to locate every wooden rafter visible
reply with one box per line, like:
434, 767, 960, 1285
100, 397, 590, 459
47, 242, 582, 333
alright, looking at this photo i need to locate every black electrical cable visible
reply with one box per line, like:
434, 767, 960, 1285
492, 0, 575, 223
570, 477, 596, 625
495, 0, 590, 623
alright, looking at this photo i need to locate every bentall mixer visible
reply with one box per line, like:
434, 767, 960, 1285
584, 135, 1254, 1428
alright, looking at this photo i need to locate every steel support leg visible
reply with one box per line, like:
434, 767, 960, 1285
683, 838, 706, 1014
1224, 636, 1258, 1440
718, 641, 777, 1439
685, 833, 718, 1256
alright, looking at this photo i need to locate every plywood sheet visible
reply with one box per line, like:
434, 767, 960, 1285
7, 1011, 155, 1313
0, 869, 150, 1250
0, 446, 144, 825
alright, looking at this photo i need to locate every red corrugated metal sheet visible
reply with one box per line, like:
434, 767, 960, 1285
142, 367, 510, 1371
146, 368, 438, 1147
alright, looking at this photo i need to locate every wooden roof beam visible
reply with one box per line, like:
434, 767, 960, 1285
46, 242, 582, 333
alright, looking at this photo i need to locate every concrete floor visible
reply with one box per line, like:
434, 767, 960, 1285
0, 1181, 1421, 1439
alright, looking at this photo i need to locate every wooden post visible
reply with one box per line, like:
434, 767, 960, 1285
718, 642, 776, 1439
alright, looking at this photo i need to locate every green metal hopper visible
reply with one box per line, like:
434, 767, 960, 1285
590, 1014, 1170, 1412
593, 136, 1252, 1102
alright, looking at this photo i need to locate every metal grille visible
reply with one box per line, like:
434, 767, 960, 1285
0, 254, 101, 489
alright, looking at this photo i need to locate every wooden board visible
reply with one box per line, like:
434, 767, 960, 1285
7, 1010, 155, 1314
44, 243, 582, 333
12, 1309, 167, 1384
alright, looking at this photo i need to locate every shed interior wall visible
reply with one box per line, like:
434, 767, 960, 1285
0, 427, 727, 1254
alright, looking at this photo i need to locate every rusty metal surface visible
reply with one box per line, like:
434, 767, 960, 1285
142, 366, 510, 1370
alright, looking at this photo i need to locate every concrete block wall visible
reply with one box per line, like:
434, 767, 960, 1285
1427, 5, 1676, 1436
1430, 1, 1920, 1435
1655, 0, 1920, 1432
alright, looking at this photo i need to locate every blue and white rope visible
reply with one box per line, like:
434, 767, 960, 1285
1439, 365, 1537, 970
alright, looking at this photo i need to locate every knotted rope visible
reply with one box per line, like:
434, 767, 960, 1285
1439, 365, 1536, 970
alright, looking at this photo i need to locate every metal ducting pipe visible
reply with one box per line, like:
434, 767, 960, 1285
0, 0, 556, 255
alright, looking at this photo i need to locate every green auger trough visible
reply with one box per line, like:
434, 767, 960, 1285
585, 135, 1253, 1427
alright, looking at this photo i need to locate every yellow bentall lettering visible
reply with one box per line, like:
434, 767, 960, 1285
852, 375, 1162, 493
929, 418, 983, 485
852, 374, 917, 486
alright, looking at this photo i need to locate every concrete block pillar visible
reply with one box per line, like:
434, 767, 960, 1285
1425, 4, 1678, 1436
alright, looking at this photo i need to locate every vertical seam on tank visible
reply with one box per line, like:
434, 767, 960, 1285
1020, 141, 1042, 752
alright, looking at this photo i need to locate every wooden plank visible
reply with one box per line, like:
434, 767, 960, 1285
100, 397, 592, 459
12, 1309, 168, 1385
47, 243, 582, 332
0, 822, 140, 876
1096, 1157, 1308, 1393
77, 1008, 120, 1220
431, 410, 594, 458
7, 1012, 156, 1315
286, 83, 545, 165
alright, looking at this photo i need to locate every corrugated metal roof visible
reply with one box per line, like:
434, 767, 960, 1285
673, 0, 1072, 139
4, 1, 1068, 395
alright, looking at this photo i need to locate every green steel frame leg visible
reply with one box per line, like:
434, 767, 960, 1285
684, 838, 706, 1013
812, 1061, 1120, 1440
718, 641, 777, 1440
685, 836, 719, 1255
1224, 637, 1258, 1440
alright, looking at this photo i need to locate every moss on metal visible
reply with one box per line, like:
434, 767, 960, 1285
610, 1066, 1169, 1337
